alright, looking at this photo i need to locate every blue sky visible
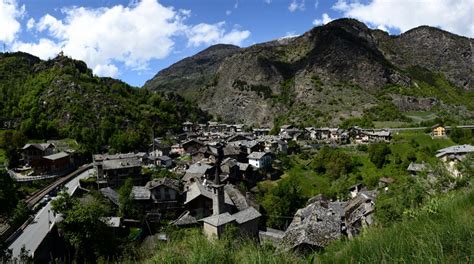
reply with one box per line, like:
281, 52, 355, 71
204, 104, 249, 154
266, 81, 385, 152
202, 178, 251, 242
1, 0, 472, 87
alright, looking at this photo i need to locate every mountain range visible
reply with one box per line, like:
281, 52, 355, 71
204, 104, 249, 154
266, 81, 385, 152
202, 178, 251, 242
144, 18, 473, 127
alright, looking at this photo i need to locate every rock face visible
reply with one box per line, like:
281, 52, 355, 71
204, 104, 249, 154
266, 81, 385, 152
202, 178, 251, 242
391, 95, 439, 111
279, 190, 377, 252
145, 19, 473, 126
144, 44, 240, 95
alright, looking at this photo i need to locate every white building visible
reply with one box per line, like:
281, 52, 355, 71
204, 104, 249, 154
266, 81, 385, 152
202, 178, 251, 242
247, 152, 272, 169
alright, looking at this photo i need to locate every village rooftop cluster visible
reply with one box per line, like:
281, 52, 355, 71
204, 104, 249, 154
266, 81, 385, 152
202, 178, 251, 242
5, 120, 473, 259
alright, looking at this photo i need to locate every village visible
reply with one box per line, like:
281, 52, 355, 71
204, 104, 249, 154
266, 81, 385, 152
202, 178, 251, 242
3, 120, 473, 262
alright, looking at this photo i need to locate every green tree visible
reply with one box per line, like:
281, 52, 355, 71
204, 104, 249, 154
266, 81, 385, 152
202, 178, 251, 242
261, 177, 305, 229
312, 147, 354, 178
0, 130, 27, 167
52, 191, 116, 262
368, 143, 392, 169
449, 127, 473, 144
118, 178, 134, 217
10, 201, 30, 226
0, 169, 18, 215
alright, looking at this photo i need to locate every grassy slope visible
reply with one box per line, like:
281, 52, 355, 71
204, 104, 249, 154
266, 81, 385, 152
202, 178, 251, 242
316, 185, 474, 263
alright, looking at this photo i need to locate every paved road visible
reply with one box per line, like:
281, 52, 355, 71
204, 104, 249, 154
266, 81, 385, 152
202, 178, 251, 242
388, 125, 474, 132
9, 168, 94, 259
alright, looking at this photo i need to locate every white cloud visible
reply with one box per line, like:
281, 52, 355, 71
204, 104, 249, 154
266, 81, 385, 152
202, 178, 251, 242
26, 18, 35, 30
314, 0, 319, 9
12, 0, 251, 78
279, 31, 299, 40
226, 10, 231, 15
333, 0, 474, 37
377, 24, 388, 32
13, 38, 62, 59
93, 63, 119, 77
264, 0, 272, 4
0, 0, 24, 43
289, 0, 305, 12
313, 13, 333, 26
186, 22, 250, 47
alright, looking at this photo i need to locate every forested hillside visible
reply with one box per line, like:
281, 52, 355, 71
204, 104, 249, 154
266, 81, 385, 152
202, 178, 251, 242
0, 52, 209, 154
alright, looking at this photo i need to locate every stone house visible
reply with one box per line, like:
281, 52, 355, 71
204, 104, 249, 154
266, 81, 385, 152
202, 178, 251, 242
182, 139, 206, 154
201, 206, 261, 239
156, 156, 173, 168
94, 154, 144, 187
253, 128, 270, 137
146, 177, 182, 217
200, 173, 261, 240
436, 144, 474, 177
21, 143, 55, 167
183, 182, 234, 219
182, 162, 215, 184
220, 158, 240, 183
247, 152, 273, 169
170, 144, 185, 155
42, 152, 72, 174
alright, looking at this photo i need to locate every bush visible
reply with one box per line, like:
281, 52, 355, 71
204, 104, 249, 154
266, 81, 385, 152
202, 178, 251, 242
368, 143, 391, 169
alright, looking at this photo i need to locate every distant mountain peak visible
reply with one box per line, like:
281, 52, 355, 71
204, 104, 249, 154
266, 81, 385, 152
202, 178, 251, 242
144, 18, 473, 127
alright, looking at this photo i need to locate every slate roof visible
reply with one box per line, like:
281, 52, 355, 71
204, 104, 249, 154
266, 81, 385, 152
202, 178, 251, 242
232, 206, 261, 224
173, 211, 198, 226
99, 187, 120, 206
22, 143, 54, 151
436, 144, 474, 158
221, 158, 238, 168
186, 163, 213, 174
200, 212, 235, 226
223, 146, 242, 156
131, 186, 151, 200
224, 185, 249, 211
102, 157, 142, 170
280, 199, 345, 250
146, 178, 181, 192
237, 162, 250, 171
407, 162, 429, 172
247, 152, 268, 160
182, 163, 213, 182
184, 182, 234, 205
43, 152, 69, 160
93, 152, 146, 162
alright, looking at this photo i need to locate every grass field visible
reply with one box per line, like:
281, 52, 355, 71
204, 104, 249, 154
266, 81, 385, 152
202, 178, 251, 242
405, 111, 438, 123
391, 130, 455, 163
373, 121, 411, 128
316, 185, 474, 263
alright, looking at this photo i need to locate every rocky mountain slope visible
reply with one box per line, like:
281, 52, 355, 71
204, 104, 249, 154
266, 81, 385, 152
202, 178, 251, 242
144, 18, 473, 127
0, 52, 208, 152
